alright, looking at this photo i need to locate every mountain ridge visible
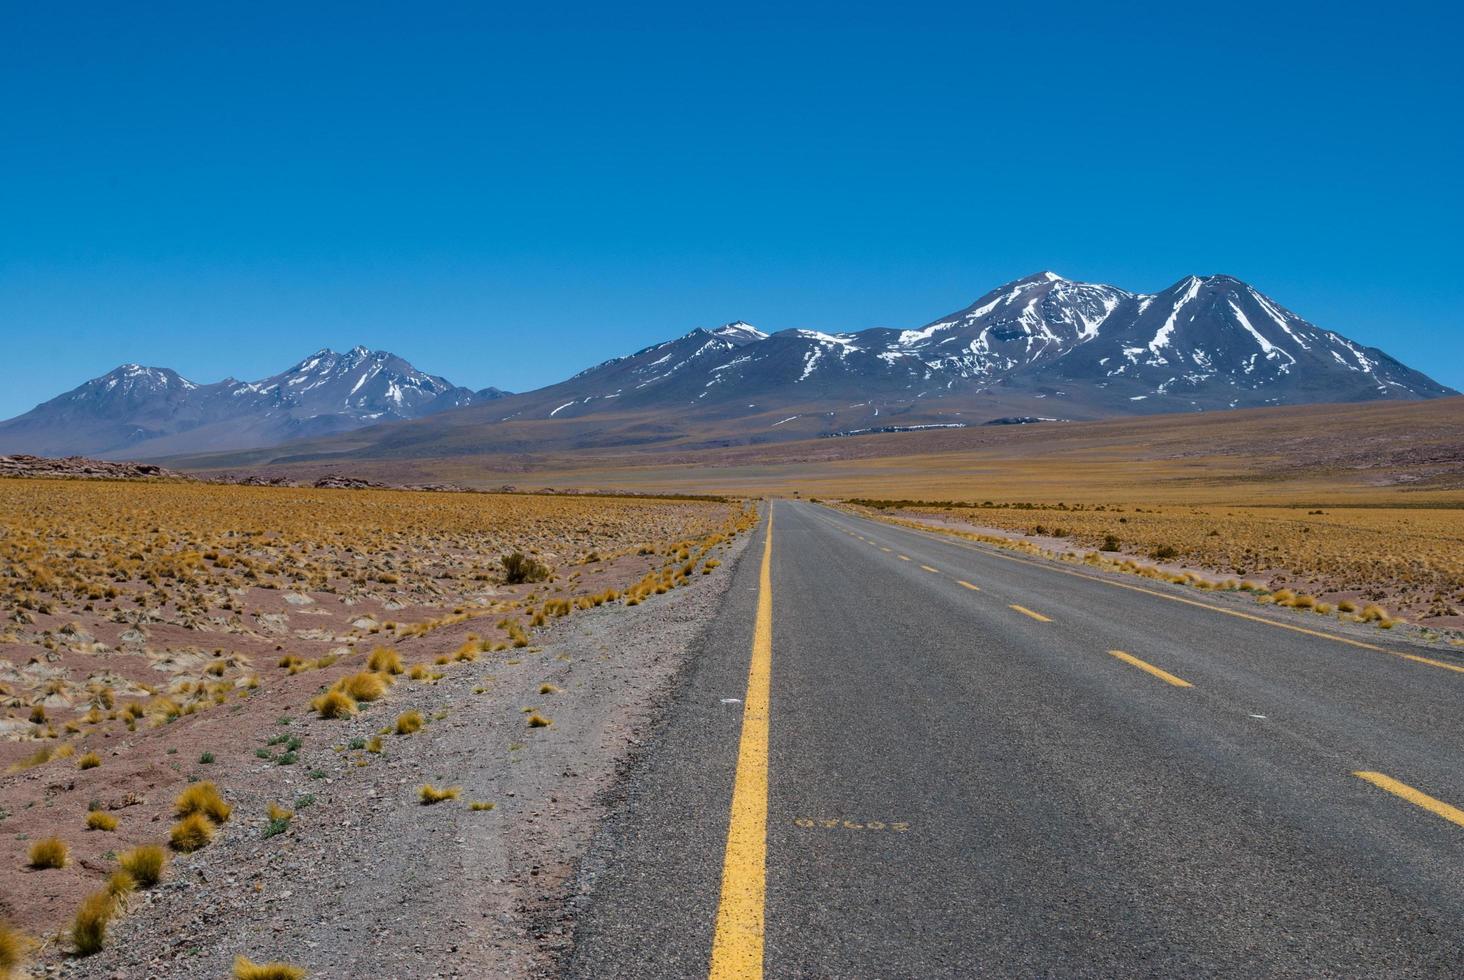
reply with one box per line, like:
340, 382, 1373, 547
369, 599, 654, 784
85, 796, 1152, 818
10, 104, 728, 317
0, 272, 1453, 461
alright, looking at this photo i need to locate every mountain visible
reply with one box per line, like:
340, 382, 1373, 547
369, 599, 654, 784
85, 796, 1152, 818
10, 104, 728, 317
0, 347, 509, 458
1, 274, 1452, 464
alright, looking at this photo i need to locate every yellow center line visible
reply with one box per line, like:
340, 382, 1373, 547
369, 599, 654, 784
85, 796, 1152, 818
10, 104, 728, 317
1009, 604, 1052, 622
920, 564, 940, 573
1354, 771, 1464, 829
897, 554, 911, 561
957, 580, 981, 591
709, 508, 774, 979
1108, 650, 1194, 688
866, 514, 1464, 675
880, 547, 892, 553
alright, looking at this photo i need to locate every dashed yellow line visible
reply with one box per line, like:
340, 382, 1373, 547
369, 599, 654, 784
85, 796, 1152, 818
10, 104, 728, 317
957, 580, 981, 591
864, 514, 1464, 675
709, 509, 774, 978
1108, 650, 1193, 688
897, 554, 911, 562
1009, 604, 1052, 623
920, 564, 940, 574
880, 547, 893, 553
1354, 771, 1464, 829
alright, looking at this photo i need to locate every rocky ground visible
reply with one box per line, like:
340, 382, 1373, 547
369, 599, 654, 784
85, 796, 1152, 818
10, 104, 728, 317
26, 524, 750, 978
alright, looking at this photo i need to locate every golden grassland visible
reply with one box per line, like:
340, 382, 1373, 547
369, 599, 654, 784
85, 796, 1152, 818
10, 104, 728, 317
0, 477, 753, 955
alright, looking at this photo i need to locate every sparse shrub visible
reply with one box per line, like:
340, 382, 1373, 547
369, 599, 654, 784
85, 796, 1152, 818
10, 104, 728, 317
501, 552, 550, 584
232, 955, 306, 979
366, 736, 383, 754
71, 891, 113, 956
200, 751, 215, 764
539, 683, 559, 695
175, 781, 232, 823
312, 689, 357, 718
527, 712, 552, 728
28, 837, 68, 869
106, 870, 136, 898
1337, 599, 1358, 613
1100, 534, 1120, 552
170, 813, 215, 852
419, 784, 460, 805
395, 710, 423, 734
263, 803, 293, 839
86, 811, 118, 832
1152, 545, 1179, 561
469, 801, 495, 812
119, 844, 167, 887
77, 751, 102, 770
1360, 604, 1388, 622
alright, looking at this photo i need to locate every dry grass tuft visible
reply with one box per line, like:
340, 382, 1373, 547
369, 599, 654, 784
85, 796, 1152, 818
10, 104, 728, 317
312, 689, 357, 718
367, 647, 404, 675
526, 712, 552, 728
28, 836, 68, 869
170, 813, 216, 852
71, 891, 113, 956
106, 870, 136, 898
86, 810, 119, 832
469, 801, 496, 812
119, 845, 167, 887
335, 671, 388, 702
419, 784, 460, 805
77, 751, 102, 770
175, 781, 232, 823
394, 710, 424, 734
232, 955, 307, 979
538, 683, 559, 695
0, 920, 31, 978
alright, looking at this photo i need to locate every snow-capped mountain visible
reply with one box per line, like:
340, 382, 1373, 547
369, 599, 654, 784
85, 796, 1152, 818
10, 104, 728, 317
508, 272, 1450, 430
1, 273, 1452, 462
0, 348, 508, 458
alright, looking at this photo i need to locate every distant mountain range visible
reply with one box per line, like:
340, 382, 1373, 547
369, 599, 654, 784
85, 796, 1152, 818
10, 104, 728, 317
0, 346, 509, 457
0, 273, 1453, 461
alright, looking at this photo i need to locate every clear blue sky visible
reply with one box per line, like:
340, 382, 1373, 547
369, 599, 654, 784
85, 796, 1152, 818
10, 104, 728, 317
3, 1, 1460, 417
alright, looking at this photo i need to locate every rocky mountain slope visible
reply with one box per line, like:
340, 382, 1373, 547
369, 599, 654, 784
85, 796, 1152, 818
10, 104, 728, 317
0, 347, 509, 457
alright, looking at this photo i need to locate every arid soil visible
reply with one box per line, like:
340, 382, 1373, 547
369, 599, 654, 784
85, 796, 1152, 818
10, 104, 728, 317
0, 477, 751, 968
36, 522, 752, 978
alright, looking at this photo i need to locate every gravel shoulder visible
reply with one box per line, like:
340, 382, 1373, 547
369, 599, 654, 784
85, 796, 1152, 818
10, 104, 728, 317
52, 525, 753, 979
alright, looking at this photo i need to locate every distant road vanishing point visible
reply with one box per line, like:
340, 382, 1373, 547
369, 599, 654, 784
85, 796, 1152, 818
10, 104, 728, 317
566, 500, 1464, 977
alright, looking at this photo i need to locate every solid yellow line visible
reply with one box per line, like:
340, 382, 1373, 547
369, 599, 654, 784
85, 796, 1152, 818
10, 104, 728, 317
1109, 650, 1194, 688
1354, 771, 1464, 829
709, 508, 774, 979
863, 513, 1464, 675
957, 580, 981, 591
1009, 604, 1052, 622
920, 564, 940, 573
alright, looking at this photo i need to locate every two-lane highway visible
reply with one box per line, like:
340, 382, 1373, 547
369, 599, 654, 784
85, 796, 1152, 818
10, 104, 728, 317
566, 500, 1464, 977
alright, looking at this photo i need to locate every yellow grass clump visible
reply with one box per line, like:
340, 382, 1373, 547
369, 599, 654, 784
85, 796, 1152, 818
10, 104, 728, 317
527, 712, 552, 728
0, 920, 31, 978
175, 781, 232, 823
119, 844, 167, 887
334, 671, 388, 702
72, 891, 113, 956
28, 837, 68, 869
77, 751, 102, 770
419, 784, 460, 805
312, 689, 357, 718
367, 647, 403, 675
232, 955, 307, 979
394, 710, 424, 734
170, 812, 215, 852
86, 810, 118, 832
469, 801, 496, 812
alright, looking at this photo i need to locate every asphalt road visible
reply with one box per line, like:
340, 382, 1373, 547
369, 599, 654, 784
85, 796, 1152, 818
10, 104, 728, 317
566, 500, 1464, 978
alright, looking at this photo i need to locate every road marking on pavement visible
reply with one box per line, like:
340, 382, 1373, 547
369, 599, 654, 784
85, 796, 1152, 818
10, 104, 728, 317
872, 516, 1464, 674
1353, 771, 1464, 829
793, 817, 912, 832
898, 554, 911, 561
1108, 650, 1194, 688
880, 546, 893, 553
1009, 604, 1052, 622
709, 509, 774, 979
957, 580, 981, 591
920, 564, 940, 573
